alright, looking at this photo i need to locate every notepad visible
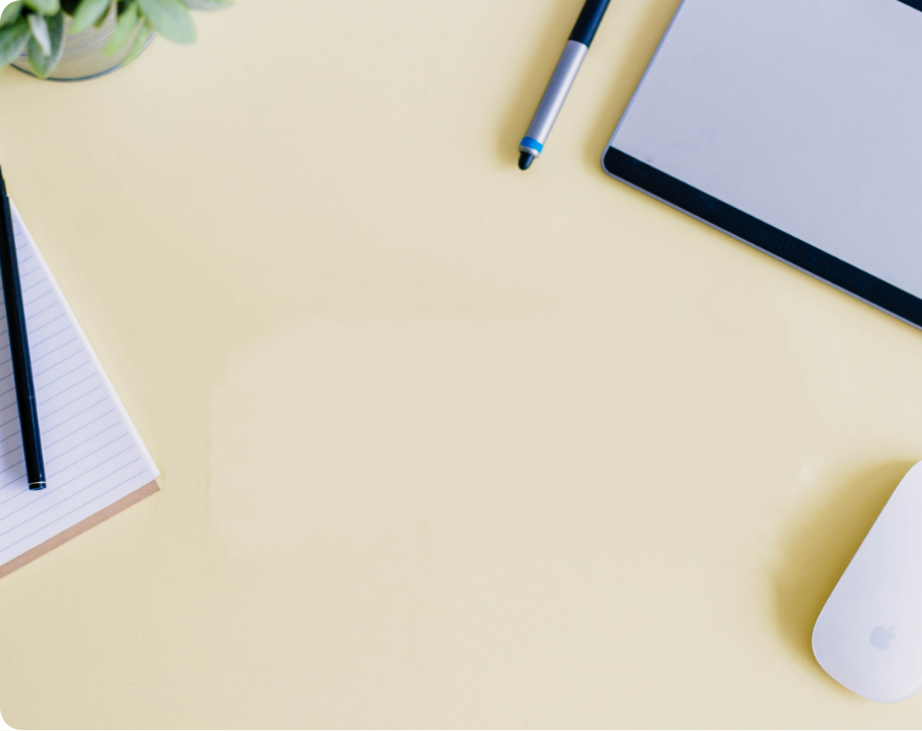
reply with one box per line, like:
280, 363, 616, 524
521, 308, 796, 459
0, 202, 158, 578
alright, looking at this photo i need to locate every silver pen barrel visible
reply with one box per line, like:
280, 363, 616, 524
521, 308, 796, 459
519, 41, 588, 165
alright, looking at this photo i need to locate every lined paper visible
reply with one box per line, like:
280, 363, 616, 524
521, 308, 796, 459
0, 202, 158, 573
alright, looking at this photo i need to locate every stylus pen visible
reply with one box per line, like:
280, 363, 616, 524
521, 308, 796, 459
0, 169, 46, 491
518, 0, 611, 170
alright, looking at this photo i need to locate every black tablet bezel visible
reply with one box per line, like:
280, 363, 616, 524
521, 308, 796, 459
602, 146, 922, 330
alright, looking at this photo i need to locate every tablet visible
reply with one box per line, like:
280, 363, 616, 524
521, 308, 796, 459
603, 0, 922, 329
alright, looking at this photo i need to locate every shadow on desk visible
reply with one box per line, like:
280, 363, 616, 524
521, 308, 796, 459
773, 460, 916, 689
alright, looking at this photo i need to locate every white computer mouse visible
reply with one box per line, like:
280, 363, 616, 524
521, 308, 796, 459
813, 461, 922, 703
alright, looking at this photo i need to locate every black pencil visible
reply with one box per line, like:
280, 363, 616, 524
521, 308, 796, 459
0, 169, 46, 491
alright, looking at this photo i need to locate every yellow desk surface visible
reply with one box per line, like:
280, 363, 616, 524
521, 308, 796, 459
1, 0, 922, 727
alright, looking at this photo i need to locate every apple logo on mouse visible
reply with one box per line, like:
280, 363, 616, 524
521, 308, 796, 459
870, 626, 896, 651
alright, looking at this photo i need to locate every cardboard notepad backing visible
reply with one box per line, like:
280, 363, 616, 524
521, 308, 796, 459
0, 202, 159, 578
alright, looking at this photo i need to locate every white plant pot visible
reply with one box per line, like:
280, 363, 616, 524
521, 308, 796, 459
12, 9, 155, 81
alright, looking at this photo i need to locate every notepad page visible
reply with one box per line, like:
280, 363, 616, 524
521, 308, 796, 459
0, 202, 158, 570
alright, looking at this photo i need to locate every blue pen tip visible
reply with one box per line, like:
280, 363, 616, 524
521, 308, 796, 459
518, 152, 535, 171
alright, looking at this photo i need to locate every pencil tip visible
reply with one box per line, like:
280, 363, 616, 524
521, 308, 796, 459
518, 152, 535, 171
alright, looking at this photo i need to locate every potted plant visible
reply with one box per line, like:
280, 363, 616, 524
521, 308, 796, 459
0, 0, 227, 81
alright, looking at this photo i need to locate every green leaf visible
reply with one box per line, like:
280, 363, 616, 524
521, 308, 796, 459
26, 10, 63, 78
119, 18, 149, 65
60, 0, 82, 15
103, 0, 136, 54
137, 0, 193, 43
0, 17, 30, 65
22, 0, 61, 15
0, 2, 23, 26
180, 0, 229, 10
69, 0, 110, 34
27, 12, 50, 54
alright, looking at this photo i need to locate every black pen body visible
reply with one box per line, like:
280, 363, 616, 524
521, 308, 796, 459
569, 0, 612, 47
0, 173, 46, 490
